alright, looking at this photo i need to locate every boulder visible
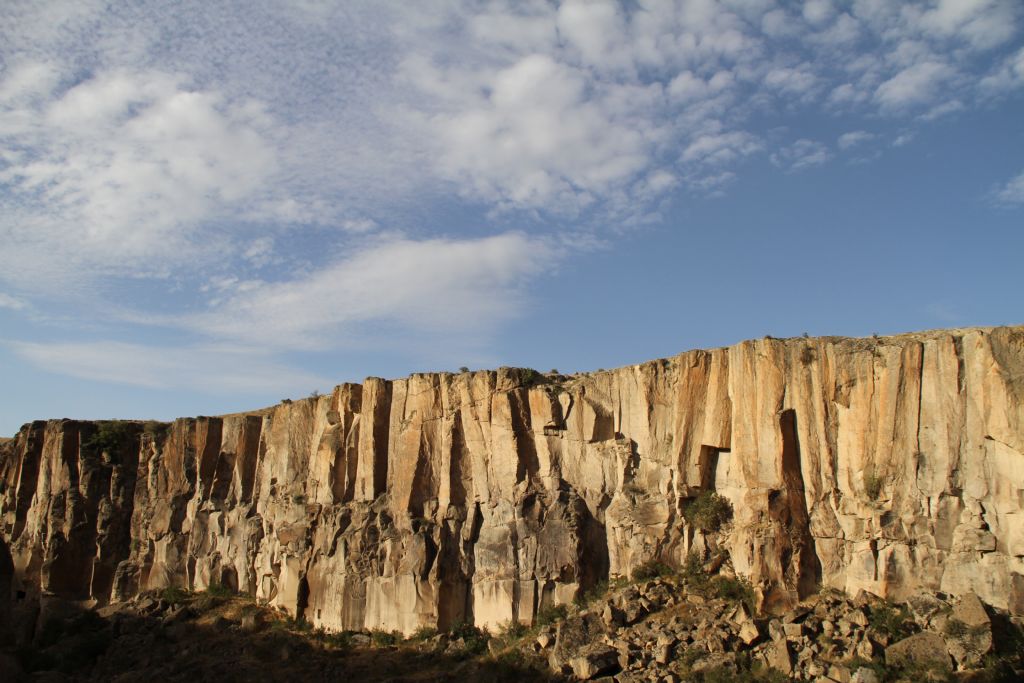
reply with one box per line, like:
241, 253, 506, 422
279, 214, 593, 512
570, 645, 620, 680
943, 592, 992, 668
885, 631, 950, 670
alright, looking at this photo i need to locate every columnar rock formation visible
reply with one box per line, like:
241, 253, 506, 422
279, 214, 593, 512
1, 327, 1022, 634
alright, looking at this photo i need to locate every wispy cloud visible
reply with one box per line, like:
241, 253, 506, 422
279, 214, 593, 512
0, 293, 27, 310
171, 232, 557, 350
771, 139, 831, 171
8, 340, 330, 394
837, 131, 876, 150
995, 170, 1024, 204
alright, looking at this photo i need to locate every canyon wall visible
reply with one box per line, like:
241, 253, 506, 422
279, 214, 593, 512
1, 327, 1022, 633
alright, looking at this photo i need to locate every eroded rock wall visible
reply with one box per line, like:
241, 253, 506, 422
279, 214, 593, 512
1, 327, 1022, 632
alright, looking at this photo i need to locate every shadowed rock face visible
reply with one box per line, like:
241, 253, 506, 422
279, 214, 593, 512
1, 326, 1022, 633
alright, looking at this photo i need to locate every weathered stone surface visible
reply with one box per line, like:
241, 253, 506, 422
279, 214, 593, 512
550, 613, 607, 674
1, 326, 1022, 635
570, 644, 620, 679
885, 631, 950, 669
944, 592, 992, 668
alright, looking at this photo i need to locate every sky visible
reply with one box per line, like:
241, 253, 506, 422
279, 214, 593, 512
1, 0, 1023, 435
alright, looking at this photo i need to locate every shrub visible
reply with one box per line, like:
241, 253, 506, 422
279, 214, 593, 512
864, 472, 883, 501
459, 366, 470, 373
574, 580, 609, 608
684, 492, 733, 532
680, 552, 710, 589
535, 603, 568, 627
142, 420, 167, 438
160, 586, 189, 605
370, 628, 401, 647
520, 368, 542, 386
633, 560, 675, 581
868, 603, 913, 641
498, 620, 528, 641
448, 621, 489, 655
324, 630, 353, 649
711, 575, 756, 613
409, 625, 438, 641
83, 421, 134, 453
205, 582, 235, 598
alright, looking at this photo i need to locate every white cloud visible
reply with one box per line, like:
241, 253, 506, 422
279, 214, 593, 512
175, 232, 557, 349
803, 0, 836, 27
0, 67, 277, 286
556, 0, 627, 70
1, 0, 1022, 371
837, 130, 875, 149
920, 99, 965, 120
875, 61, 954, 110
9, 340, 329, 394
892, 132, 916, 147
406, 53, 662, 216
0, 293, 27, 310
681, 131, 762, 166
980, 46, 1024, 92
827, 83, 869, 106
771, 139, 831, 171
764, 65, 819, 97
340, 218, 378, 234
995, 171, 1024, 204
919, 0, 1019, 50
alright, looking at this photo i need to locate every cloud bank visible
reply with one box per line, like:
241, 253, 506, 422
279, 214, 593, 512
2, 0, 1022, 389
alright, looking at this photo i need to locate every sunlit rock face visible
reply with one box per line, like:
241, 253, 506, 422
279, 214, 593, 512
2, 326, 1022, 632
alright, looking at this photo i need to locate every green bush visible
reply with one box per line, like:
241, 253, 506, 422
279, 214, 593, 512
681, 552, 710, 589
633, 559, 675, 581
535, 603, 568, 627
370, 628, 401, 647
448, 622, 489, 655
205, 582, 235, 598
711, 576, 756, 613
864, 472, 884, 501
684, 492, 733, 532
574, 580, 609, 608
160, 586, 189, 605
409, 625, 439, 641
83, 421, 135, 453
498, 619, 528, 641
868, 602, 913, 641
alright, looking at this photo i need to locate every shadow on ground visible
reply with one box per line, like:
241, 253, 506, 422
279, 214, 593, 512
0, 593, 563, 683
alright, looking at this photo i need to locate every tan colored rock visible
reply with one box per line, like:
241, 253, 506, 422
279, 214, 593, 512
885, 631, 950, 669
738, 619, 760, 645
944, 592, 992, 668
0, 327, 1022, 635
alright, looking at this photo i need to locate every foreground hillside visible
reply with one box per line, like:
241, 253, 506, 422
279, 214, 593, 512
1, 327, 1022, 643
2, 558, 1021, 681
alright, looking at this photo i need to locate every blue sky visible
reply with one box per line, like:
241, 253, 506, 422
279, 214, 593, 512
1, 0, 1022, 435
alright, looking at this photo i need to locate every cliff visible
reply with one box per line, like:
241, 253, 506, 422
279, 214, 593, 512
1, 326, 1022, 634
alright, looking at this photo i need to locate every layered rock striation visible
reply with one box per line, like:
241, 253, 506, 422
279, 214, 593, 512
1, 327, 1022, 633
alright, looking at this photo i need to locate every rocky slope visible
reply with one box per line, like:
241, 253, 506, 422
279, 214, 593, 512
1, 327, 1022, 637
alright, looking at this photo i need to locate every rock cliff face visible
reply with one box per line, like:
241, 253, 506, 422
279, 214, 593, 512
1, 327, 1022, 633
